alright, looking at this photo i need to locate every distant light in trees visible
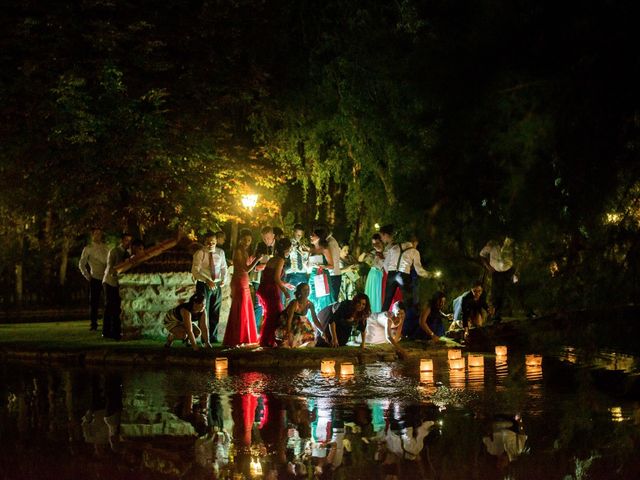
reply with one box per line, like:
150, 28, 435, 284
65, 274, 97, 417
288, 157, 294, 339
604, 212, 622, 224
374, 223, 380, 230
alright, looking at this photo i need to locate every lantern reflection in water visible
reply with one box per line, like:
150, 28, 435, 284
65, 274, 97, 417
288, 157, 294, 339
449, 357, 465, 370
340, 362, 355, 376
250, 457, 263, 477
468, 355, 484, 368
321, 359, 336, 376
420, 359, 434, 372
420, 371, 434, 384
467, 362, 485, 391
449, 368, 466, 389
526, 364, 543, 381
525, 354, 542, 367
448, 349, 462, 360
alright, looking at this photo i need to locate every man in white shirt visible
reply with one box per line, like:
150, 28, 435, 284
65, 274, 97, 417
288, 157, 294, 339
379, 225, 429, 311
192, 231, 227, 343
285, 223, 309, 287
102, 233, 133, 339
78, 228, 110, 331
480, 237, 515, 322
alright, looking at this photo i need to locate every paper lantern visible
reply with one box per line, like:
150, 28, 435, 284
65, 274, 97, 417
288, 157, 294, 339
468, 354, 484, 368
525, 354, 542, 367
447, 349, 462, 360
420, 359, 434, 372
215, 357, 229, 371
449, 357, 465, 370
321, 359, 336, 375
495, 346, 508, 356
340, 362, 355, 376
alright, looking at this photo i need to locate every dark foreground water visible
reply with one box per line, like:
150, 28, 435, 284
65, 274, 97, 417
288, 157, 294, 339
1, 348, 639, 480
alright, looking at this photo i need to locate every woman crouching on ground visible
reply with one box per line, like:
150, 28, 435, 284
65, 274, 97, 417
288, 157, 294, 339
275, 283, 328, 347
164, 293, 212, 351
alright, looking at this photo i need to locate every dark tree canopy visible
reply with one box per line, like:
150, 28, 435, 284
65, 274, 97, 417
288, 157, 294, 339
1, 0, 638, 310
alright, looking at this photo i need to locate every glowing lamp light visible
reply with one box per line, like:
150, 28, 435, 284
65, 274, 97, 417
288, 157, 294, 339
249, 457, 263, 477
241, 194, 258, 210
321, 359, 336, 375
420, 359, 434, 372
449, 358, 465, 370
340, 362, 355, 376
374, 223, 380, 230
215, 357, 229, 371
468, 354, 484, 368
434, 270, 442, 278
495, 346, 508, 357
447, 349, 462, 360
525, 354, 543, 367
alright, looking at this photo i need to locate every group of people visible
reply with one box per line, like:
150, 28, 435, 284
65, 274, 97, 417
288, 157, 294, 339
78, 229, 144, 340
175, 224, 410, 350
81, 222, 515, 349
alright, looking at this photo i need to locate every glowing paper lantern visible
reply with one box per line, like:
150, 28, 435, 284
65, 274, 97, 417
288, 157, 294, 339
447, 349, 462, 360
495, 346, 508, 356
420, 359, 434, 371
321, 359, 336, 375
340, 362, 355, 376
449, 357, 465, 370
525, 354, 542, 367
215, 357, 229, 371
468, 354, 484, 368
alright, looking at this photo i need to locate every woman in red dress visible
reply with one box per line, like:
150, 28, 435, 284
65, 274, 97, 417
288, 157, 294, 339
257, 238, 293, 347
223, 229, 265, 346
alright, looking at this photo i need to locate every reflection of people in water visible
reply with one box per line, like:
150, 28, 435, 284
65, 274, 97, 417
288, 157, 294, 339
81, 374, 122, 455
482, 414, 528, 470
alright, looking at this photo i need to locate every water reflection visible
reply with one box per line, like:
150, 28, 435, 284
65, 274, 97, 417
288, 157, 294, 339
1, 353, 640, 479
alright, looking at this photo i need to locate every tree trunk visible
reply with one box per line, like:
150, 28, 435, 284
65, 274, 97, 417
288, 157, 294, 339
59, 235, 71, 286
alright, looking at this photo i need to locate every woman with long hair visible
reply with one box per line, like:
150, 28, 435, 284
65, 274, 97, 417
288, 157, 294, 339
307, 229, 336, 314
415, 291, 449, 341
223, 229, 266, 346
362, 233, 385, 312
275, 283, 328, 347
317, 293, 371, 347
257, 238, 294, 347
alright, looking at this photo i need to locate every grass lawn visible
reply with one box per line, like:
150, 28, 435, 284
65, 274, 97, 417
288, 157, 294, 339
0, 321, 163, 351
0, 320, 433, 362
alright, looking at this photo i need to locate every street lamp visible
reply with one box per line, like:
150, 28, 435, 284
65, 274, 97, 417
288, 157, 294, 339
241, 194, 258, 210
232, 194, 259, 251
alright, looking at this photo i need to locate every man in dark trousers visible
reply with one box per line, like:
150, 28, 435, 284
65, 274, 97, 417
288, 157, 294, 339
191, 231, 227, 343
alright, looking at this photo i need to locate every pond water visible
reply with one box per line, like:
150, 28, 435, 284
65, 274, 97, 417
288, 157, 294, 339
1, 350, 639, 480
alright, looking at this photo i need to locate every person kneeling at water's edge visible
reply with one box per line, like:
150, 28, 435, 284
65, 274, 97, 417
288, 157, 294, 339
164, 293, 212, 351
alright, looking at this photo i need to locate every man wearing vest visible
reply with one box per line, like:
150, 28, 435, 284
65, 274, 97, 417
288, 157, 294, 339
192, 231, 227, 343
379, 225, 429, 312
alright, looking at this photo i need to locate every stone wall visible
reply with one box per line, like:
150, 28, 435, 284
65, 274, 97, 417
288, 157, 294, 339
119, 270, 232, 339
